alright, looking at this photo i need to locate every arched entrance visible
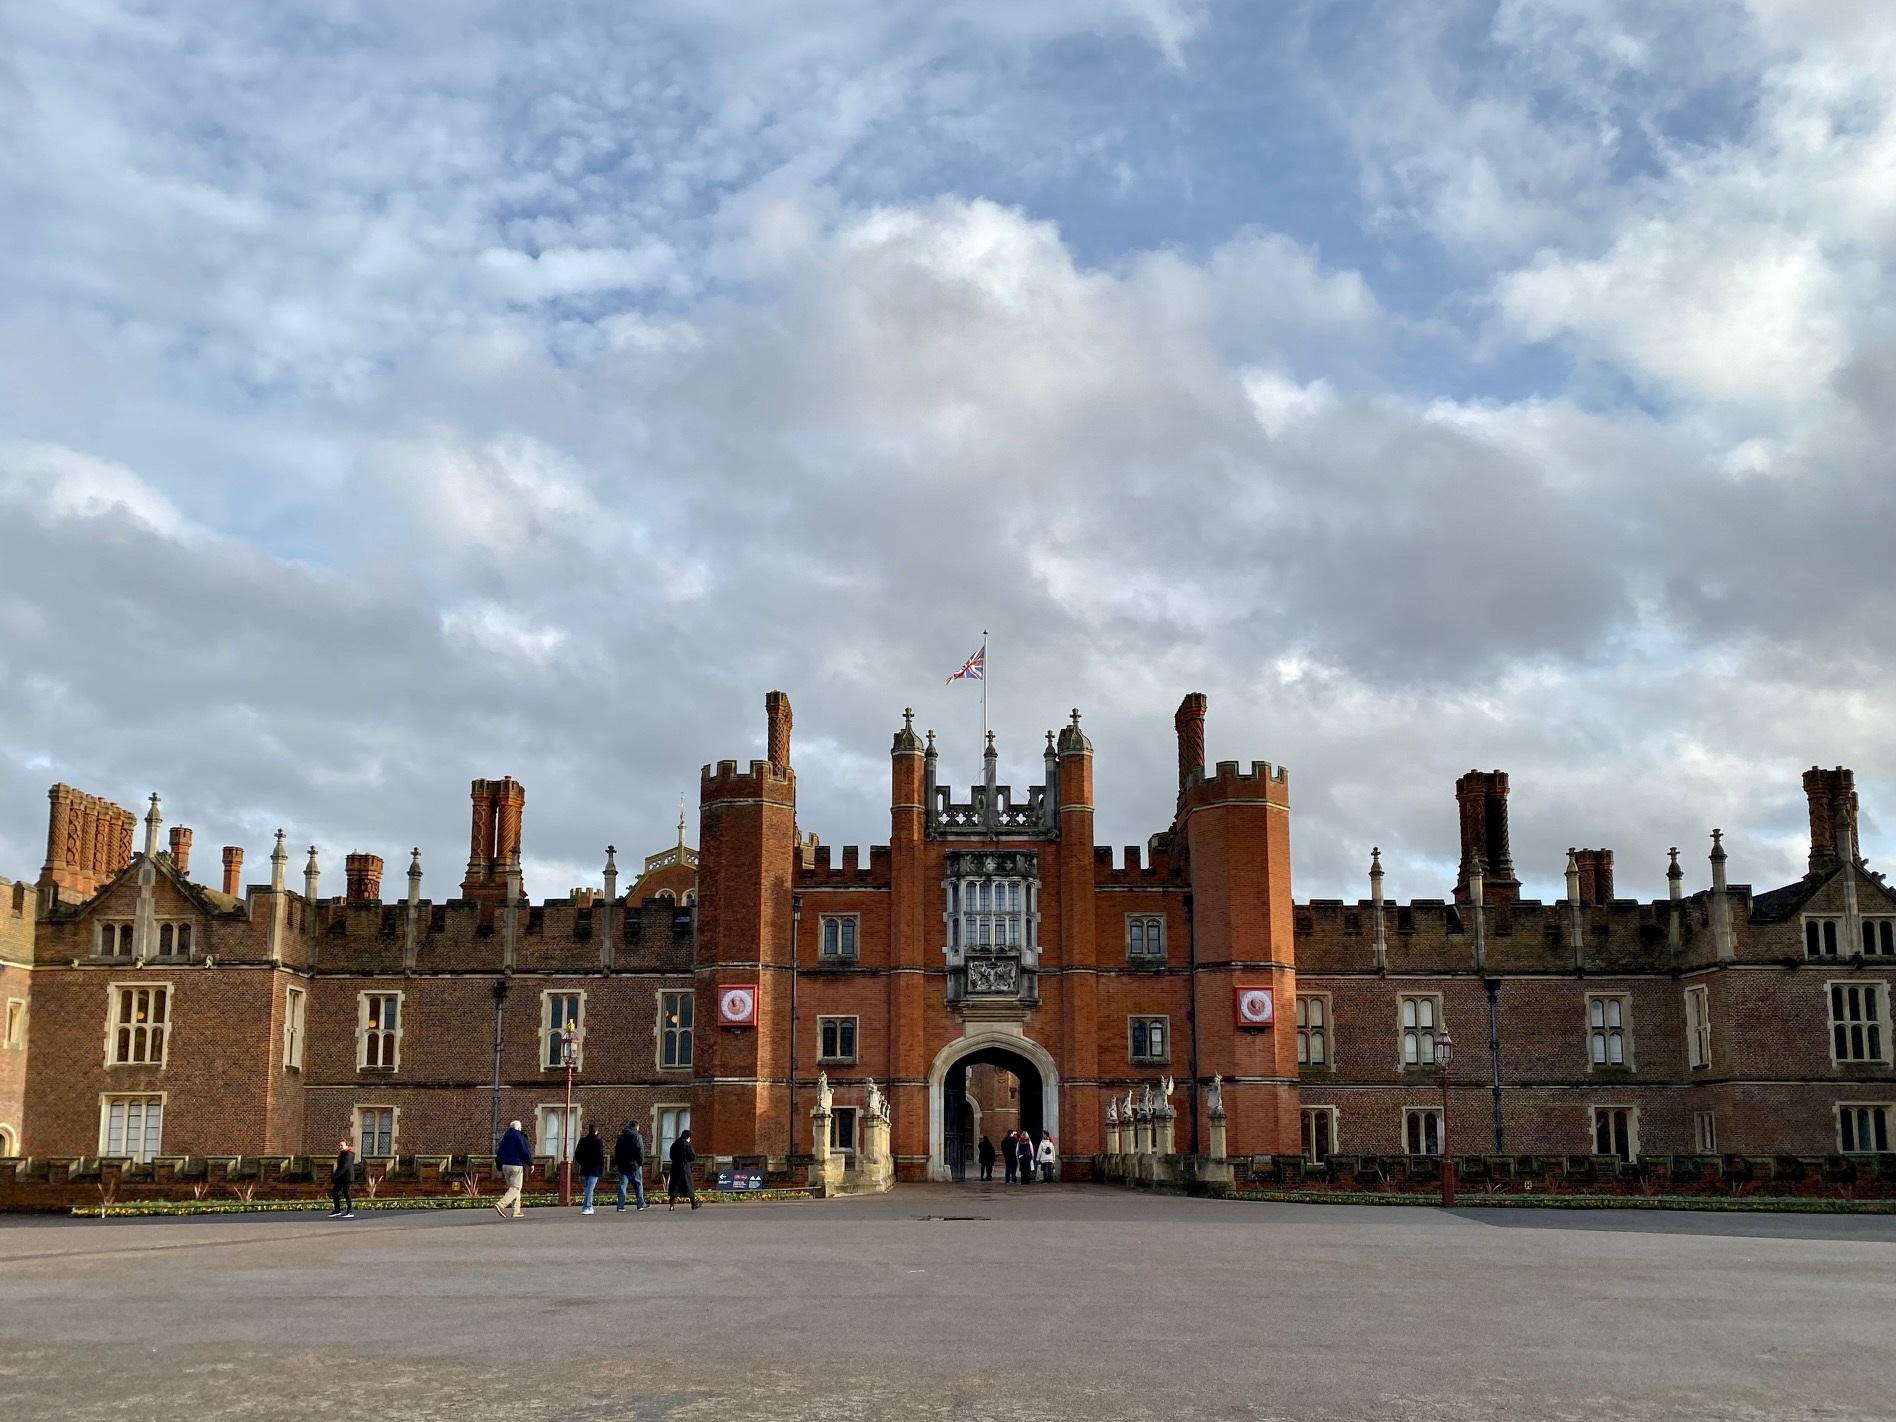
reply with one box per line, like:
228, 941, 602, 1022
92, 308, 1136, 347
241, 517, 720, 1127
927, 1033, 1060, 1182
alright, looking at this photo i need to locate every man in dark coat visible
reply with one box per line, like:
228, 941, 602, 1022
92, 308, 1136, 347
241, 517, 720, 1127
574, 1124, 607, 1214
329, 1139, 356, 1219
977, 1135, 997, 1182
493, 1118, 534, 1219
1002, 1128, 1019, 1184
667, 1128, 701, 1211
614, 1121, 648, 1212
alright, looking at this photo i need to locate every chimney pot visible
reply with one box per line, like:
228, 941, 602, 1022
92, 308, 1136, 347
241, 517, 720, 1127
345, 852, 386, 902
221, 846, 244, 897
168, 826, 193, 877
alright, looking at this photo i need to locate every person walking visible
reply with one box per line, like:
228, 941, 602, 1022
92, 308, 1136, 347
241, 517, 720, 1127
1038, 1132, 1058, 1184
1015, 1130, 1034, 1185
493, 1118, 533, 1219
614, 1120, 648, 1212
667, 1128, 701, 1211
977, 1134, 996, 1182
574, 1123, 606, 1214
1001, 1129, 1018, 1185
328, 1139, 356, 1219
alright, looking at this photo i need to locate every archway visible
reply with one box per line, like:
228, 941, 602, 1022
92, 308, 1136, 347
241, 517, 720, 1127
927, 1032, 1060, 1182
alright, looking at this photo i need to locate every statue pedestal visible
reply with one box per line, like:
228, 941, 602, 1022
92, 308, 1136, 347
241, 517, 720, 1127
856, 1111, 895, 1193
1208, 1114, 1227, 1164
809, 1107, 845, 1196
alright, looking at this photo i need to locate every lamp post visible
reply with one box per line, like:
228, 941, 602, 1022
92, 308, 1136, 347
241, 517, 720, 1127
559, 1019, 580, 1207
1437, 1028, 1456, 1208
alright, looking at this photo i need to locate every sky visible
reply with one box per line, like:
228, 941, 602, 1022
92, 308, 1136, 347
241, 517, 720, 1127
2, 0, 1894, 907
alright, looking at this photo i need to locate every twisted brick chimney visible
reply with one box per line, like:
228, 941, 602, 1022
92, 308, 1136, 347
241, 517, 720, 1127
221, 846, 244, 897
1804, 766, 1859, 876
1175, 692, 1208, 812
1573, 848, 1614, 906
766, 691, 793, 774
1454, 770, 1521, 904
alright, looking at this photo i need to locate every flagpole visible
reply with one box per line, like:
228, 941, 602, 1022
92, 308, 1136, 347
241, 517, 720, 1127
981, 629, 989, 754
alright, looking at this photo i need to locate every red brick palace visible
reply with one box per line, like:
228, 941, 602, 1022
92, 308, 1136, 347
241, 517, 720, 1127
1, 693, 1892, 1178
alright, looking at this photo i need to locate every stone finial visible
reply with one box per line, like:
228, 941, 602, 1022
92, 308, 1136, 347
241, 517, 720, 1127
142, 794, 163, 860
1369, 846, 1383, 886
892, 707, 923, 754
270, 830, 287, 892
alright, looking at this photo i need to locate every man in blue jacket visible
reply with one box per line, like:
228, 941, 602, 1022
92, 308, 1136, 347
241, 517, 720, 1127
494, 1119, 534, 1219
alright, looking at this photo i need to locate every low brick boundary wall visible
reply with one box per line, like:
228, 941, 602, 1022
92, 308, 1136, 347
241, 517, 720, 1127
0, 1154, 809, 1214
1224, 1152, 1896, 1202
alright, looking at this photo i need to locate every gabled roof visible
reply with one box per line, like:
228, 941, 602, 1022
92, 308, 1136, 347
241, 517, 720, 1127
1750, 863, 1896, 923
51, 852, 245, 920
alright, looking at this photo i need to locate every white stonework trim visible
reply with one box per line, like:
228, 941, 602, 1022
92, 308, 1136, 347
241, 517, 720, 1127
925, 1029, 1060, 1181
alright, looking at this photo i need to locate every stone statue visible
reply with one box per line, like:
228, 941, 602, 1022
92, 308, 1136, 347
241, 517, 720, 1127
1206, 1074, 1224, 1118
1159, 1074, 1175, 1106
1106, 1096, 1118, 1124
816, 1070, 832, 1114
864, 1077, 888, 1121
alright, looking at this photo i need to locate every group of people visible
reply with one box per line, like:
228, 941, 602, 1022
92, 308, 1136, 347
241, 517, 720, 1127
975, 1128, 1057, 1184
326, 1120, 705, 1219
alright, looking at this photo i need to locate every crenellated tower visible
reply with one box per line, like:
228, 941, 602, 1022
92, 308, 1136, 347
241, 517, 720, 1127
695, 691, 799, 1158
1174, 694, 1301, 1157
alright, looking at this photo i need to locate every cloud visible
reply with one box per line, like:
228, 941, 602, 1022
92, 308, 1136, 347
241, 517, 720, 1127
2, 0, 1896, 914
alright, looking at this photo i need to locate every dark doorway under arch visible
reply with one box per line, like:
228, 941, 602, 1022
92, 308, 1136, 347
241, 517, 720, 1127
943, 1046, 1044, 1183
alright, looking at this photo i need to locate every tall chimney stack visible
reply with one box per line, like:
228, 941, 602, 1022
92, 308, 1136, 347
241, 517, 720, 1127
221, 846, 244, 897
1174, 692, 1208, 810
1454, 770, 1521, 904
766, 691, 793, 774
1803, 766, 1858, 876
168, 826, 193, 877
1573, 848, 1614, 905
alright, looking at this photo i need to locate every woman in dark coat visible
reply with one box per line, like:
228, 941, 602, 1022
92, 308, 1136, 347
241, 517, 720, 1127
668, 1129, 701, 1211
976, 1135, 996, 1182
329, 1140, 356, 1219
1015, 1131, 1035, 1185
574, 1124, 607, 1214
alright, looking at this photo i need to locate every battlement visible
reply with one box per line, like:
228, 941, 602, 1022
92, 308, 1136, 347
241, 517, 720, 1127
1093, 842, 1189, 882
700, 758, 795, 805
795, 843, 891, 884
301, 893, 695, 973
1293, 892, 1707, 974
1182, 758, 1291, 810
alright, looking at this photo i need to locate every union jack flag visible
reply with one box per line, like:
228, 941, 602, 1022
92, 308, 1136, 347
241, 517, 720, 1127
945, 642, 986, 685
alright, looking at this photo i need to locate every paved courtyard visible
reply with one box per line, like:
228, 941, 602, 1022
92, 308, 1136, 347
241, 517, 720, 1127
1, 1186, 1891, 1420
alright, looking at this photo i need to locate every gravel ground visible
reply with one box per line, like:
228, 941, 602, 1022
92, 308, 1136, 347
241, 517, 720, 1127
1, 1184, 1891, 1420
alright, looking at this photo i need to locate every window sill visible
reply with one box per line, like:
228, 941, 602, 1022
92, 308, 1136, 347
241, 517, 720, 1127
658, 1064, 692, 1073
358, 1065, 398, 1074
808, 959, 862, 972
817, 1056, 858, 1067
1129, 1057, 1171, 1067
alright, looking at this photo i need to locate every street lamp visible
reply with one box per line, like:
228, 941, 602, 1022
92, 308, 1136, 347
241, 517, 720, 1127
1436, 1028, 1456, 1208
558, 1019, 581, 1207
